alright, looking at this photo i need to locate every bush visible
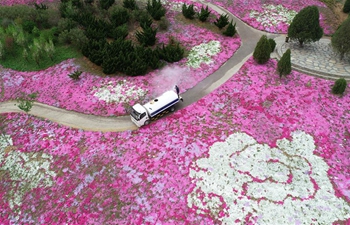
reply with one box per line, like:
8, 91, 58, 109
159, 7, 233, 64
223, 20, 236, 37
198, 5, 211, 22
100, 0, 115, 10
268, 38, 276, 52
158, 17, 169, 31
135, 26, 157, 46
123, 0, 138, 10
214, 14, 229, 29
146, 0, 166, 20
110, 7, 130, 26
288, 6, 323, 47
331, 17, 350, 60
22, 20, 36, 33
158, 38, 184, 62
58, 28, 88, 49
182, 4, 196, 20
68, 70, 83, 80
57, 18, 78, 33
343, 0, 350, 13
110, 24, 128, 39
253, 35, 271, 64
277, 48, 292, 78
332, 78, 347, 95
132, 9, 151, 23
140, 17, 153, 30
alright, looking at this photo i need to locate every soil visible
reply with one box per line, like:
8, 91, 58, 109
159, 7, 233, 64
319, 1, 349, 34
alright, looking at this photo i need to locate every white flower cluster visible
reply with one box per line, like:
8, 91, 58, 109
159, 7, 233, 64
92, 80, 147, 104
187, 131, 350, 224
0, 134, 56, 210
186, 40, 221, 69
250, 4, 297, 28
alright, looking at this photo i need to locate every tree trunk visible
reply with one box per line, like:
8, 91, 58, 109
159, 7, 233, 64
299, 39, 304, 47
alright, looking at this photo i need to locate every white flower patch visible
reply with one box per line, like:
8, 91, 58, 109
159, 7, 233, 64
187, 131, 350, 224
250, 4, 297, 28
186, 40, 221, 69
92, 80, 147, 104
0, 135, 56, 210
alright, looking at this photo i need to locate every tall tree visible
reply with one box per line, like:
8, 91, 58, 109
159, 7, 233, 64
287, 6, 323, 47
277, 49, 292, 78
343, 0, 350, 13
253, 35, 271, 64
332, 17, 350, 60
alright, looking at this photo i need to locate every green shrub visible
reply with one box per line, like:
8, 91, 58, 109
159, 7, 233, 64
140, 17, 153, 30
100, 0, 115, 10
343, 0, 350, 13
158, 38, 184, 62
34, 3, 48, 10
110, 7, 130, 26
182, 4, 196, 20
124, 54, 149, 76
57, 18, 78, 33
58, 28, 88, 49
22, 20, 36, 33
1, 18, 14, 28
277, 48, 292, 78
68, 70, 83, 80
158, 17, 169, 31
123, 0, 138, 10
253, 35, 271, 64
268, 38, 276, 52
0, 5, 37, 21
223, 20, 236, 37
135, 26, 157, 46
146, 0, 166, 20
110, 24, 128, 39
214, 14, 229, 29
132, 9, 151, 23
197, 5, 211, 22
332, 78, 347, 95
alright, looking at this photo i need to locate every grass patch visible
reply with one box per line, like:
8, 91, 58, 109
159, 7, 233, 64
0, 45, 82, 71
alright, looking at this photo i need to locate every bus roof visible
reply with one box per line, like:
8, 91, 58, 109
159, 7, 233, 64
143, 90, 179, 117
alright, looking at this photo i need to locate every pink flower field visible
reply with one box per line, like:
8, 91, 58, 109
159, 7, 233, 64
1, 0, 350, 224
1, 58, 350, 224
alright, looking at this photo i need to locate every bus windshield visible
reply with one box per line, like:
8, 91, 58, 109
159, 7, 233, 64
130, 108, 142, 121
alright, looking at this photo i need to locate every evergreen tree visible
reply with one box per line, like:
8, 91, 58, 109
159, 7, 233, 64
223, 20, 236, 37
182, 4, 196, 19
331, 17, 350, 60
268, 38, 276, 53
100, 0, 115, 10
197, 5, 211, 22
253, 35, 271, 64
343, 0, 350, 13
214, 14, 229, 29
146, 0, 166, 20
332, 78, 347, 95
277, 49, 292, 78
287, 6, 323, 47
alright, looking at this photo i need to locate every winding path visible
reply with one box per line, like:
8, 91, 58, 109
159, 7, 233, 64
0, 1, 343, 132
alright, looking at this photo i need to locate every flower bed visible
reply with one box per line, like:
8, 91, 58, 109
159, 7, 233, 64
210, 0, 334, 35
0, 1, 241, 116
0, 0, 54, 6
1, 57, 349, 224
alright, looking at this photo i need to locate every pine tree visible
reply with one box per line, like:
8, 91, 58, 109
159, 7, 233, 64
343, 0, 350, 13
268, 38, 276, 53
277, 49, 292, 78
253, 35, 271, 64
287, 6, 323, 47
223, 20, 236, 37
331, 17, 350, 60
332, 78, 347, 95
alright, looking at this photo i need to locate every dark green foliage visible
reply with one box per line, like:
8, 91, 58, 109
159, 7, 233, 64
57, 18, 78, 33
84, 0, 94, 4
146, 0, 166, 20
287, 6, 323, 47
144, 47, 163, 69
343, 0, 350, 13
331, 17, 350, 60
85, 19, 111, 40
158, 38, 184, 62
198, 5, 211, 22
110, 24, 128, 39
158, 17, 169, 30
34, 3, 48, 10
59, 28, 88, 49
73, 12, 95, 28
223, 20, 236, 37
253, 35, 271, 64
59, 1, 76, 18
182, 4, 196, 20
332, 78, 347, 94
140, 17, 153, 30
123, 0, 138, 10
132, 9, 151, 23
214, 14, 229, 29
22, 21, 36, 33
82, 39, 107, 65
135, 26, 157, 46
100, 0, 115, 10
110, 7, 130, 27
268, 38, 276, 52
277, 48, 292, 78
68, 70, 83, 80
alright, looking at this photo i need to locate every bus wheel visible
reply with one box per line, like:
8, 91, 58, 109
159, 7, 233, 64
170, 106, 175, 112
144, 120, 150, 125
